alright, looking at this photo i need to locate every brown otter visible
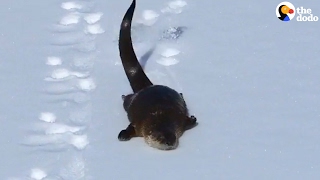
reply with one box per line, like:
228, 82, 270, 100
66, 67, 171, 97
117, 0, 197, 150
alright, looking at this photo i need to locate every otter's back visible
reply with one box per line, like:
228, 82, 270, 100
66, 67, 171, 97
127, 85, 187, 122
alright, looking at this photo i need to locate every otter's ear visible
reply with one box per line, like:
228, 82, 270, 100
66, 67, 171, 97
184, 115, 198, 130
122, 94, 133, 101
122, 94, 134, 112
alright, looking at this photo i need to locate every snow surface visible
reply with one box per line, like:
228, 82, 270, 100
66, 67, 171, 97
0, 0, 320, 179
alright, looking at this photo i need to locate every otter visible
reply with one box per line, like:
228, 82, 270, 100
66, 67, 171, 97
117, 0, 197, 150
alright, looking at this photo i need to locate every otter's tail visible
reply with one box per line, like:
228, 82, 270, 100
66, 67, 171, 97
119, 0, 153, 93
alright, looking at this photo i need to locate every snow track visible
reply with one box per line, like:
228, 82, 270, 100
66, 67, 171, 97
11, 1, 104, 179
145, 0, 188, 90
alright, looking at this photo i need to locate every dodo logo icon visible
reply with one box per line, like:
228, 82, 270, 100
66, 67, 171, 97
276, 2, 295, 21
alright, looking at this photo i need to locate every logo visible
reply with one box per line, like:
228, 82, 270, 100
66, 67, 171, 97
296, 7, 319, 21
276, 2, 319, 22
276, 2, 295, 21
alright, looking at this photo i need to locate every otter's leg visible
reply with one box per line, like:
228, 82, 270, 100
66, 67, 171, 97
118, 123, 136, 141
121, 94, 134, 112
184, 115, 197, 130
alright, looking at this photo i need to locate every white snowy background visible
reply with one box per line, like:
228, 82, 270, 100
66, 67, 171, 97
0, 0, 319, 179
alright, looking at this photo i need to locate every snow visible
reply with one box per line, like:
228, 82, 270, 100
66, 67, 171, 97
60, 13, 81, 26
156, 57, 180, 66
46, 57, 62, 66
137, 10, 159, 26
30, 168, 47, 180
83, 12, 103, 24
161, 48, 180, 57
1, 0, 320, 179
39, 112, 56, 123
84, 24, 105, 35
61, 2, 83, 11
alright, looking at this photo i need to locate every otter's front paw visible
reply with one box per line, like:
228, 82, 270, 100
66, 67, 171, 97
118, 124, 136, 141
190, 115, 197, 124
118, 130, 132, 141
185, 115, 198, 130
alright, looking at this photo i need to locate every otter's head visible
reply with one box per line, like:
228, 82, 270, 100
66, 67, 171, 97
144, 130, 178, 150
